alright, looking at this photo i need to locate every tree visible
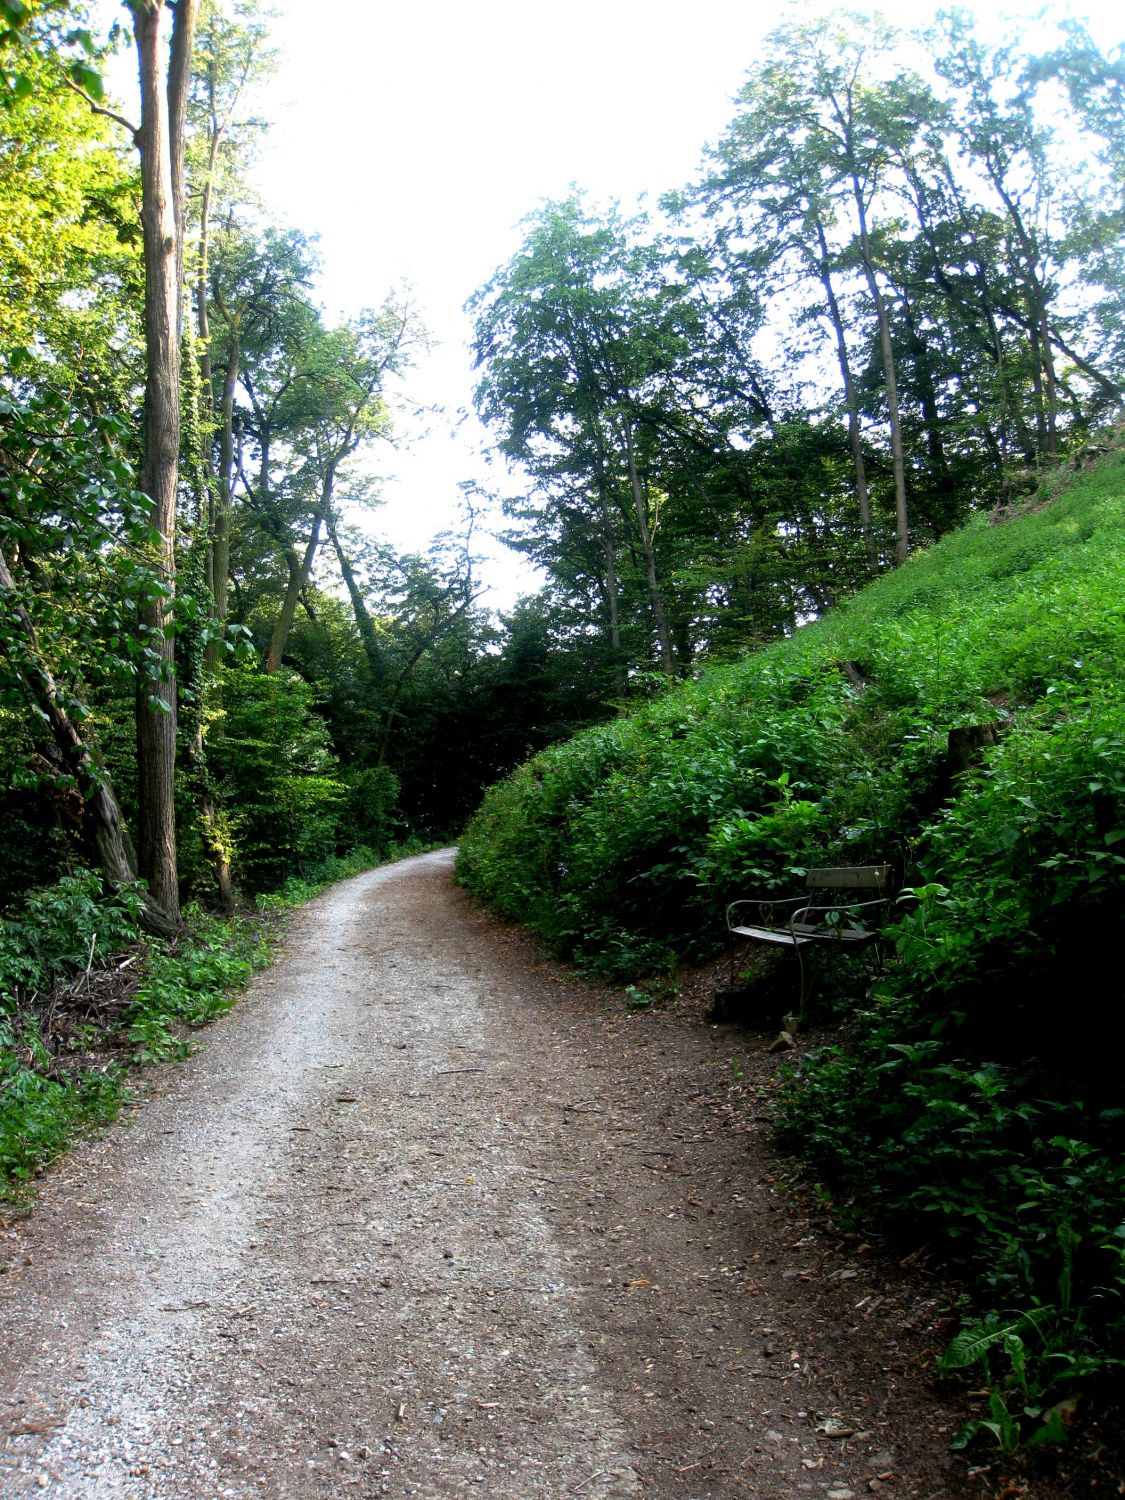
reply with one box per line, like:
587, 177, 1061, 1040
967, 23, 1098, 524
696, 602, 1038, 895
127, 0, 198, 924
204, 226, 315, 667
0, 4, 182, 930
471, 196, 763, 681
0, 389, 179, 933
701, 16, 930, 566
186, 0, 275, 629
933, 14, 1123, 450
222, 285, 420, 674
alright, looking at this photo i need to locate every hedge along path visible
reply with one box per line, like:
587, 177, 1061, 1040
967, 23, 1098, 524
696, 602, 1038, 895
0, 850, 1015, 1500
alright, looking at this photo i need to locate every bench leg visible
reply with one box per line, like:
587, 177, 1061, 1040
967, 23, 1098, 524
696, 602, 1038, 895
796, 941, 810, 1019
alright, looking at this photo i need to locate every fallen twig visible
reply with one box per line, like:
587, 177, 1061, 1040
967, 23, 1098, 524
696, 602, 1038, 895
570, 1470, 608, 1494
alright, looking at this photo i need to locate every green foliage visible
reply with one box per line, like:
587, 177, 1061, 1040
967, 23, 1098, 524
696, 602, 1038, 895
0, 871, 274, 1199
252, 840, 439, 914
0, 871, 144, 1004
461, 452, 1125, 1408
205, 666, 346, 892
344, 764, 402, 853
0, 868, 143, 1205
125, 909, 271, 1064
0, 1043, 123, 1206
939, 1230, 1124, 1454
461, 460, 1125, 978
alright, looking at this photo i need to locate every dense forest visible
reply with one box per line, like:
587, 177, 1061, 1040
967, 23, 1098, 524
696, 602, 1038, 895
2, 0, 1123, 1461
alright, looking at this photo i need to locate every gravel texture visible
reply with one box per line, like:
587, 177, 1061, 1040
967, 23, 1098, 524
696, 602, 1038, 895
0, 851, 1069, 1498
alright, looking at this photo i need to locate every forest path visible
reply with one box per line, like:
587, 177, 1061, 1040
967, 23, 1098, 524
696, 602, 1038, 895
0, 851, 971, 1500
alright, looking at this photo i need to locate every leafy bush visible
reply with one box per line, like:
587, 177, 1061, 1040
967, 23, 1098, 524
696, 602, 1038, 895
344, 764, 404, 853
206, 665, 346, 892
125, 909, 271, 1064
0, 870, 144, 1005
459, 451, 1125, 1410
0, 874, 272, 1200
461, 459, 1124, 976
0, 1039, 123, 1199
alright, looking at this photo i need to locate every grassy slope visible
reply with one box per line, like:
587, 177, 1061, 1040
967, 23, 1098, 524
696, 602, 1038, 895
459, 451, 1125, 1397
459, 452, 1125, 983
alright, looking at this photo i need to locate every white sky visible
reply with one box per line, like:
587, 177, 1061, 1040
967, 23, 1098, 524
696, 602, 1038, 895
103, 0, 1124, 612
249, 0, 798, 609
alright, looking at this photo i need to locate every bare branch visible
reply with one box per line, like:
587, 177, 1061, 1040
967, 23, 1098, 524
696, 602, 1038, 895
63, 76, 140, 142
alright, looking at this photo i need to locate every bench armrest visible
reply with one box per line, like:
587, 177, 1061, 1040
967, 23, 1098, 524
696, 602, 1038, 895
726, 894, 806, 930
790, 896, 892, 929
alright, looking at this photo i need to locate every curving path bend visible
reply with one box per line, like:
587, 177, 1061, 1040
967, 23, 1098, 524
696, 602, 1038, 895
0, 851, 968, 1499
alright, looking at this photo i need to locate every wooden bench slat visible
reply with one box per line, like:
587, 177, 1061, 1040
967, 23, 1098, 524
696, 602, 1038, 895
730, 924, 815, 946
791, 924, 879, 944
805, 865, 890, 889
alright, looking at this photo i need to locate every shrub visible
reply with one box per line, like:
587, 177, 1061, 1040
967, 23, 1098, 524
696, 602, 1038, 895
207, 666, 346, 891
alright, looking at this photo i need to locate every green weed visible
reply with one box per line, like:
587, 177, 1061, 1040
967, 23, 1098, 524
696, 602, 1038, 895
457, 454, 1125, 1435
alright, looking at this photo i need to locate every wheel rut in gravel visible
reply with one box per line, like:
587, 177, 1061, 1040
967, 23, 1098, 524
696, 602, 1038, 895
1, 851, 987, 1499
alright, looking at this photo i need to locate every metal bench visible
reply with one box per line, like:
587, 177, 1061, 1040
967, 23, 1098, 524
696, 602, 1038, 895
725, 865, 894, 1014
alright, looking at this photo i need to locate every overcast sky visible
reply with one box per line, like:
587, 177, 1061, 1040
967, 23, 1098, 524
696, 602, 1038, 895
104, 0, 1123, 609
247, 0, 803, 605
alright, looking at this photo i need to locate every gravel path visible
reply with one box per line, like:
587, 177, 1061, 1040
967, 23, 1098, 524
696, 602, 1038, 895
0, 852, 1000, 1498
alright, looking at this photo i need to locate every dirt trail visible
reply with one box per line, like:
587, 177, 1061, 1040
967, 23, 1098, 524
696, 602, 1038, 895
1, 852, 988, 1498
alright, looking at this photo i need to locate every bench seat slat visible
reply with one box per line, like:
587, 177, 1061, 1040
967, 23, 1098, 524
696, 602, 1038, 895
805, 865, 890, 889
732, 922, 880, 946
792, 924, 879, 944
730, 924, 815, 946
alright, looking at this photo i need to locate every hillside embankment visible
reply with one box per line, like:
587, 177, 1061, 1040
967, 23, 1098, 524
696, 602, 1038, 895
458, 450, 1125, 1470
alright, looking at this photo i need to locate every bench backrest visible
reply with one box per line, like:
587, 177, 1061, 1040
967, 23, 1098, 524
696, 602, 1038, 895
805, 865, 891, 895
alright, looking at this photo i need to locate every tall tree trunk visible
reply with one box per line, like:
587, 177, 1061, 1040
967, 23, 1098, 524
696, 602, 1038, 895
195, 127, 221, 594
128, 0, 197, 925
205, 327, 239, 671
594, 475, 625, 697
189, 181, 237, 910
623, 421, 675, 675
852, 188, 909, 565
0, 553, 178, 937
814, 217, 876, 569
328, 513, 384, 680
263, 470, 334, 673
375, 592, 481, 768
985, 168, 1059, 460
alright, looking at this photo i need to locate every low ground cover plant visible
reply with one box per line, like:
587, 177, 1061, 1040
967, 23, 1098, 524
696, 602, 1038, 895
459, 451, 1125, 1445
0, 840, 421, 1207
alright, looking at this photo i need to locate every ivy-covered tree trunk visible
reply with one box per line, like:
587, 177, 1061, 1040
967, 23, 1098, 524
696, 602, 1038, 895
597, 482, 625, 696
814, 216, 876, 569
852, 187, 910, 566
128, 0, 198, 925
622, 421, 675, 675
0, 553, 179, 938
206, 324, 239, 671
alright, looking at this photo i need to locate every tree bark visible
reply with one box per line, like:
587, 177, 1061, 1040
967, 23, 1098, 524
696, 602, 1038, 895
852, 187, 910, 565
205, 325, 239, 670
622, 421, 675, 675
814, 216, 876, 569
595, 478, 626, 697
129, 0, 196, 925
0, 553, 178, 937
263, 470, 334, 673
327, 512, 384, 680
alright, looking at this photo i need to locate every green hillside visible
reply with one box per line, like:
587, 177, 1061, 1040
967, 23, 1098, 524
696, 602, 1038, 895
459, 448, 1125, 1437
459, 450, 1124, 990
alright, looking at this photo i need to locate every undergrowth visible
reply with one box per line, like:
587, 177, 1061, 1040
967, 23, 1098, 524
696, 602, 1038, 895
0, 842, 414, 1209
457, 448, 1125, 1449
